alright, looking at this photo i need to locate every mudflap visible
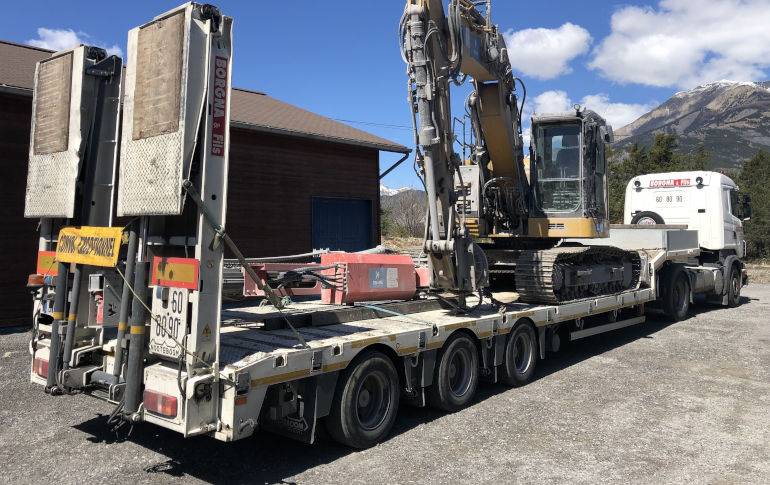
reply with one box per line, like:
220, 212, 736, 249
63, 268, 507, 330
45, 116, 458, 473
479, 336, 499, 383
259, 372, 338, 444
402, 349, 437, 407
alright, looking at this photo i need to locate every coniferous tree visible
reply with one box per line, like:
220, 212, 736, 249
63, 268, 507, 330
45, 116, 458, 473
737, 149, 770, 258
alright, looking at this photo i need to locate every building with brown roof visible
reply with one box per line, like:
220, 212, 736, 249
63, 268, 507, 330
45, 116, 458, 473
0, 40, 409, 324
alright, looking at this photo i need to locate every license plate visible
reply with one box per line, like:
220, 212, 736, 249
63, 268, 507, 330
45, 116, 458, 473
149, 287, 187, 359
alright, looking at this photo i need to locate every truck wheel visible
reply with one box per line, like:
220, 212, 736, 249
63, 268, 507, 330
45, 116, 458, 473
500, 323, 537, 387
664, 271, 690, 321
631, 211, 664, 225
427, 333, 479, 412
727, 265, 741, 307
326, 350, 399, 448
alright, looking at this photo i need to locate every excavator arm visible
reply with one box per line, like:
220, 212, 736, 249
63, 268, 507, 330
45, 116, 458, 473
401, 0, 528, 297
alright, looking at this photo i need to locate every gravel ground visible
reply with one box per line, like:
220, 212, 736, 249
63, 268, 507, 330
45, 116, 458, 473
746, 265, 770, 284
1, 286, 768, 485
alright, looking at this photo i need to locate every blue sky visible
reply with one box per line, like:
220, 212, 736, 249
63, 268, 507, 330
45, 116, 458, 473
6, 1, 770, 189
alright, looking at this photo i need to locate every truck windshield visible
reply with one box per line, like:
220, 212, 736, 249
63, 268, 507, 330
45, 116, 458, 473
534, 123, 581, 212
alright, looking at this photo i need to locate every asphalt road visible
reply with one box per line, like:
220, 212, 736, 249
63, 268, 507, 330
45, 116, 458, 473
1, 286, 768, 484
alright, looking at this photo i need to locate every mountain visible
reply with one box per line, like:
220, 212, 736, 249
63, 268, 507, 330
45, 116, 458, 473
380, 186, 425, 211
379, 183, 414, 197
614, 80, 770, 169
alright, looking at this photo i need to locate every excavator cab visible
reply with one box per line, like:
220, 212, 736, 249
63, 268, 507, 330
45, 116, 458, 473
528, 108, 612, 239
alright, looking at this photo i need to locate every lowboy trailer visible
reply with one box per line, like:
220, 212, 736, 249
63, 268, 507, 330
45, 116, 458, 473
25, 2, 743, 449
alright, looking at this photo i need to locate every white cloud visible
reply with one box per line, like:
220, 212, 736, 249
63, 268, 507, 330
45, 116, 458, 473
529, 90, 654, 130
522, 132, 531, 151
105, 44, 123, 57
589, 0, 770, 89
579, 94, 655, 129
504, 23, 592, 79
532, 90, 571, 114
27, 27, 123, 57
27, 28, 82, 52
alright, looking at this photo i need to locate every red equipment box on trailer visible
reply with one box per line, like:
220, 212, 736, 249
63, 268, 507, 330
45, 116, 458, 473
321, 253, 418, 304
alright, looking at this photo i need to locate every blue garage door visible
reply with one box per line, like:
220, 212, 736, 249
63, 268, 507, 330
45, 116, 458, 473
312, 197, 373, 252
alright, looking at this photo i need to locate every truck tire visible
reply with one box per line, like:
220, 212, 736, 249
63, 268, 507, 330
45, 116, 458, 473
500, 322, 537, 387
427, 332, 479, 412
727, 265, 741, 307
631, 211, 664, 225
664, 270, 690, 321
326, 350, 399, 448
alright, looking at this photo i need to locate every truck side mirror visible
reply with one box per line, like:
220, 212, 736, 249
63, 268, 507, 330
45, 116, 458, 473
742, 203, 751, 222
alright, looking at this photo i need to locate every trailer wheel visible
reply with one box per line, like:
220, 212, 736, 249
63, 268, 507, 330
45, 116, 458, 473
326, 350, 399, 448
631, 211, 664, 225
664, 271, 690, 321
500, 322, 537, 387
727, 265, 741, 307
427, 333, 479, 412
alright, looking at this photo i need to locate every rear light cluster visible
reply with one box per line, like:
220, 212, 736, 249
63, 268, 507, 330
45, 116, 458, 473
33, 357, 48, 378
143, 390, 178, 418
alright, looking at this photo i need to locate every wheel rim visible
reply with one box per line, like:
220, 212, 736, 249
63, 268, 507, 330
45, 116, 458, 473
637, 217, 657, 225
732, 274, 740, 298
447, 347, 472, 397
512, 332, 533, 374
355, 370, 391, 431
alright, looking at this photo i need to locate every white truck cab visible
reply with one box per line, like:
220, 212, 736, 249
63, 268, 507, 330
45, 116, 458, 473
624, 171, 748, 258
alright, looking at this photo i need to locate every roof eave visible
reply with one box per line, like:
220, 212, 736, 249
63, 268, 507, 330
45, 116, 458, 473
0, 79, 412, 155
231, 120, 410, 154
0, 84, 32, 97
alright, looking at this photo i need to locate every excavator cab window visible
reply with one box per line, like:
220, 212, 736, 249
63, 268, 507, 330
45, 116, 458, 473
534, 123, 582, 212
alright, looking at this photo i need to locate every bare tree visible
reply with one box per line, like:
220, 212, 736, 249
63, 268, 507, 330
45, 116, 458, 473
391, 190, 426, 237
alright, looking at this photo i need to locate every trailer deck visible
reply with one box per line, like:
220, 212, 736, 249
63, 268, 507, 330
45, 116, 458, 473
217, 287, 656, 375
31, 230, 690, 443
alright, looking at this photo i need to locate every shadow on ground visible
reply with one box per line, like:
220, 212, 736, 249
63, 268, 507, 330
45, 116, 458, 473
0, 325, 29, 336
72, 297, 750, 484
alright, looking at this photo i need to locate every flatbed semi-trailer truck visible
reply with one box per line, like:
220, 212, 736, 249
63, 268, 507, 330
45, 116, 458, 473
24, 2, 747, 449
28, 222, 711, 447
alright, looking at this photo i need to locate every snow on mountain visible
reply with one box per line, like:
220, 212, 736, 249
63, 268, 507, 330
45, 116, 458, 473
380, 184, 412, 196
673, 80, 767, 98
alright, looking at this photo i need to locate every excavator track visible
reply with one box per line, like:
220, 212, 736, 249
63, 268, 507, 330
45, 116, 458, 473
515, 246, 641, 304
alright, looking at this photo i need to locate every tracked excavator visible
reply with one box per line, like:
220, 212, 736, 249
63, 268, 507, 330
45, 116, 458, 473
400, 0, 639, 304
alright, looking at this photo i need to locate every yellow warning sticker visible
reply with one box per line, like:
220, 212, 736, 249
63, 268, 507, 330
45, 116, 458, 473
55, 226, 123, 267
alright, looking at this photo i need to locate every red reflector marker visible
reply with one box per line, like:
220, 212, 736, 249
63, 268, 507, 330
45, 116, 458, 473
34, 357, 48, 378
143, 390, 178, 418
